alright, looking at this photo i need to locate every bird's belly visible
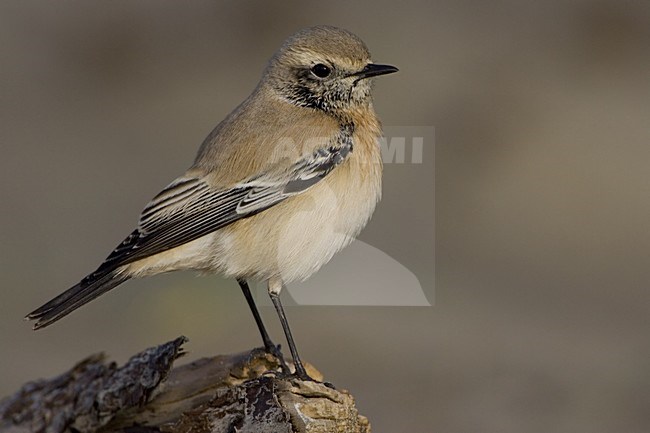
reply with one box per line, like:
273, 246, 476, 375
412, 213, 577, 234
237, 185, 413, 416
210, 162, 381, 282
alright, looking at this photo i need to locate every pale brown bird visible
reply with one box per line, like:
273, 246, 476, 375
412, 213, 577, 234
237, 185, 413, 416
26, 25, 398, 380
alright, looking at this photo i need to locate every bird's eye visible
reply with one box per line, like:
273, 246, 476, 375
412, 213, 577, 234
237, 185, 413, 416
310, 63, 331, 78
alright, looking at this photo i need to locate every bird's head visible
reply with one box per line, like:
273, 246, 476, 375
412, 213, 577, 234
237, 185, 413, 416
264, 25, 398, 116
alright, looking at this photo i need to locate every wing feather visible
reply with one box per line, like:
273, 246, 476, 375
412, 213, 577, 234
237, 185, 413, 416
95, 135, 353, 274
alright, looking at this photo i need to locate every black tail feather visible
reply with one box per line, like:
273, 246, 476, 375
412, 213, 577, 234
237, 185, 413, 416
26, 271, 130, 330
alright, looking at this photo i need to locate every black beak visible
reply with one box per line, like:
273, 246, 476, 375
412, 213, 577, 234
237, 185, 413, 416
353, 63, 399, 80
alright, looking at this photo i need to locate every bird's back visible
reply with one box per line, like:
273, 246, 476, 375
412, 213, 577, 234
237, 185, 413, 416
192, 86, 342, 186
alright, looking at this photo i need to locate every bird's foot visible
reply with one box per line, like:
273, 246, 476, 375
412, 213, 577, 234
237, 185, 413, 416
290, 363, 336, 389
264, 343, 291, 374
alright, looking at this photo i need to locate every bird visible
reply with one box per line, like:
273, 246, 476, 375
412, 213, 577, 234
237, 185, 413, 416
26, 25, 398, 381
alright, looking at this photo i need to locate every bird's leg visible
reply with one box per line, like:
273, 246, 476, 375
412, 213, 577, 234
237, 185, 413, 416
237, 278, 289, 373
268, 278, 313, 381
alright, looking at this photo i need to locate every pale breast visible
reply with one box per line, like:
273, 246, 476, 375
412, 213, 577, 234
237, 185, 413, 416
210, 124, 383, 283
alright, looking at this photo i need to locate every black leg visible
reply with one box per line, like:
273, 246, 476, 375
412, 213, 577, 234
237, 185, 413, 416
237, 278, 274, 350
269, 290, 312, 381
237, 278, 289, 372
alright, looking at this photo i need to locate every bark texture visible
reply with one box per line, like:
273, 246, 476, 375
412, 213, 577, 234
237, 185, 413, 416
0, 338, 370, 433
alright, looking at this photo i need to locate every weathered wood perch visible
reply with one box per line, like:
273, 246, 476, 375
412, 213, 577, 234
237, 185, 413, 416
0, 337, 370, 433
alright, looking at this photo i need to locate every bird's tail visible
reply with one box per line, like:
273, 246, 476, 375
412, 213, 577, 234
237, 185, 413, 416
26, 270, 130, 330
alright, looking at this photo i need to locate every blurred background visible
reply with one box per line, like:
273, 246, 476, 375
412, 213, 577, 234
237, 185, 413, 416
1, 1, 649, 432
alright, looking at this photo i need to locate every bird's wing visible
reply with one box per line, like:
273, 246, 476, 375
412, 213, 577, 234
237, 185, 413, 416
95, 138, 353, 274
